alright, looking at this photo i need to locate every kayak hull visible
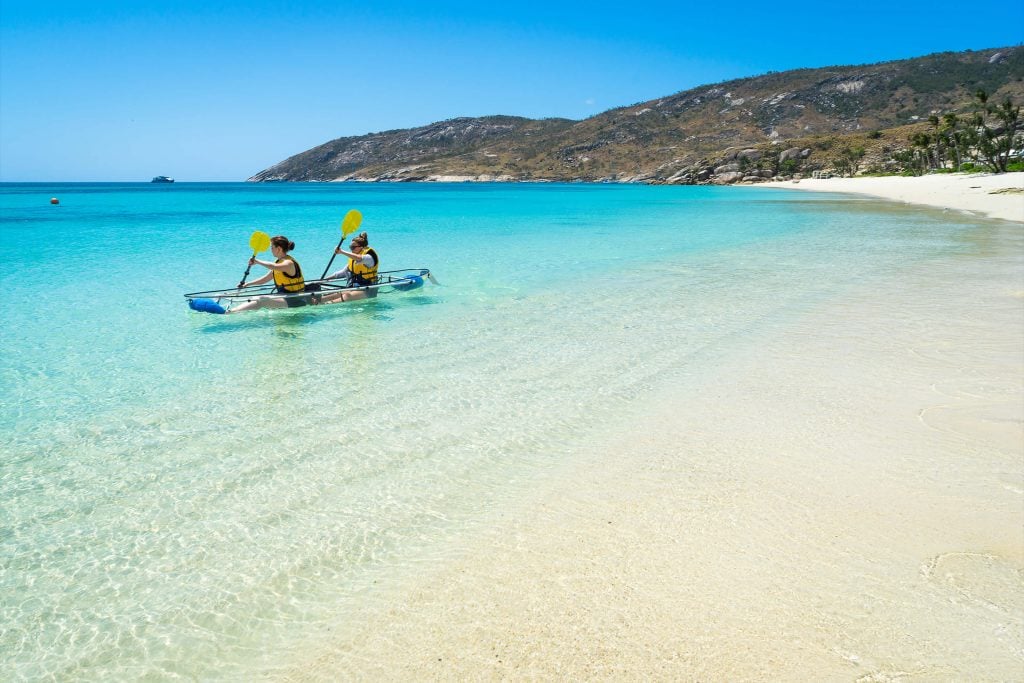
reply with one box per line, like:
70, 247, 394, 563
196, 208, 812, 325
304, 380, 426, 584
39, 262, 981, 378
184, 268, 434, 313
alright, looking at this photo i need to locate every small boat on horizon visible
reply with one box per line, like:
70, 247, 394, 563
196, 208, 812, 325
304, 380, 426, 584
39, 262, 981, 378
151, 176, 174, 183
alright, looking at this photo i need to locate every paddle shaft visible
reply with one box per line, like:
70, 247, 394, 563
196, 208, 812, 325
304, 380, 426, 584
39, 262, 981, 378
319, 239, 346, 279
238, 251, 258, 288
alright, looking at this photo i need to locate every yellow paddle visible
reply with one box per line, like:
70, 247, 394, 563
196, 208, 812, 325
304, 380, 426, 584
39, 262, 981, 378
237, 230, 271, 288
319, 209, 363, 279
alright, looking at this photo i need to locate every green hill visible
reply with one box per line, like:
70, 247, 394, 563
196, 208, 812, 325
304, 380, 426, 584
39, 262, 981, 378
249, 46, 1024, 184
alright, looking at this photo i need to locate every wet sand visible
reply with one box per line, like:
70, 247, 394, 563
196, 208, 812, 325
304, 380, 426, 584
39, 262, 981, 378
758, 172, 1024, 223
283, 214, 1023, 681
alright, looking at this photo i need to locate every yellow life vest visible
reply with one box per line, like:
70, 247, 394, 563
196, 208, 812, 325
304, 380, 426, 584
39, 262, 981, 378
349, 247, 379, 285
273, 256, 305, 292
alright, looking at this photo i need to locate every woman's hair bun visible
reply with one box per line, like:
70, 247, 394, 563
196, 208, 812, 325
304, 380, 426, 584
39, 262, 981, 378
270, 235, 295, 252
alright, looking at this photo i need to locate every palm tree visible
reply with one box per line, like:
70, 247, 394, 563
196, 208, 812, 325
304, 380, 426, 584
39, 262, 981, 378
971, 90, 1021, 173
910, 132, 933, 174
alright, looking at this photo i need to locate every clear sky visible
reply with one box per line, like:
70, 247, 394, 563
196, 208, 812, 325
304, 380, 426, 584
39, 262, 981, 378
1, 1, 1021, 181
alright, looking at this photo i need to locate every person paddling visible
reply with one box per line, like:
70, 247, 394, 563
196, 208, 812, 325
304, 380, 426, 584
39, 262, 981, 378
318, 232, 379, 303
228, 235, 308, 313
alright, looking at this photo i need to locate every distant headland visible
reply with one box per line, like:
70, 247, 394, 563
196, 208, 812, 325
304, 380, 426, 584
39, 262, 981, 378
249, 46, 1023, 185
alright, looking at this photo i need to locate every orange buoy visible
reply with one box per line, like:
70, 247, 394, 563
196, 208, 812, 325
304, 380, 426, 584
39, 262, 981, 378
50, 197, 59, 205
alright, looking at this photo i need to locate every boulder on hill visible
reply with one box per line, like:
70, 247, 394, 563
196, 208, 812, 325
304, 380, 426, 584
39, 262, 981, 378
714, 171, 745, 184
779, 147, 803, 162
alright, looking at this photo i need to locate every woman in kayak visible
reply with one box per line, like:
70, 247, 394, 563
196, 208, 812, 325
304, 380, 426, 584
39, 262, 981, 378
228, 235, 308, 313
317, 232, 379, 304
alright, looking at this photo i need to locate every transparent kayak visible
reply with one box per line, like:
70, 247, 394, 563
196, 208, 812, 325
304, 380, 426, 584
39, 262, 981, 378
184, 268, 436, 313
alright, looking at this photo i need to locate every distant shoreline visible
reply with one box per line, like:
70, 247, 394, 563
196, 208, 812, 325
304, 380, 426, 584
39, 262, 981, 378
6, 172, 1024, 226
752, 171, 1024, 223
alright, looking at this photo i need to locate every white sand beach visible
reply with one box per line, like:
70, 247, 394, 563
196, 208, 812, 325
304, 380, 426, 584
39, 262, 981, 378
759, 171, 1024, 223
284, 187, 1024, 680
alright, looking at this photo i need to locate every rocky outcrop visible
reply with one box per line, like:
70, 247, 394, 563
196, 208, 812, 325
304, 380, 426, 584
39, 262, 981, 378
779, 147, 803, 162
713, 171, 745, 184
722, 148, 762, 161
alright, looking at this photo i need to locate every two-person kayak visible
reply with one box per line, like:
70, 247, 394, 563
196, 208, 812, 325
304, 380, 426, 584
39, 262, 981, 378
184, 210, 436, 315
185, 269, 436, 314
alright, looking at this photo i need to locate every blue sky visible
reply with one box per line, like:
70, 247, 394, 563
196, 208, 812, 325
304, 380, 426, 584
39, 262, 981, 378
1, 1, 1021, 181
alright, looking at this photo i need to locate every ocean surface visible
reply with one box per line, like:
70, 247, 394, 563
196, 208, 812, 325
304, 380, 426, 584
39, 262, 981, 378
0, 182, 1002, 679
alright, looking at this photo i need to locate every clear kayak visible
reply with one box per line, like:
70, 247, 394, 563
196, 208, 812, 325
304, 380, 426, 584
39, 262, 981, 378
184, 268, 436, 314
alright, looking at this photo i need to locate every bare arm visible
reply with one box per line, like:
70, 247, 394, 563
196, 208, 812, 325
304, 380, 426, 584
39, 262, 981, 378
251, 258, 297, 275
240, 270, 274, 287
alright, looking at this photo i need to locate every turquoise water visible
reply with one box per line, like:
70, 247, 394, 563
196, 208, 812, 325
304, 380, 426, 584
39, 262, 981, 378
0, 182, 986, 679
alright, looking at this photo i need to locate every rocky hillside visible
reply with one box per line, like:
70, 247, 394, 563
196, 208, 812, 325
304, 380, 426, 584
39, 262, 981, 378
249, 46, 1024, 184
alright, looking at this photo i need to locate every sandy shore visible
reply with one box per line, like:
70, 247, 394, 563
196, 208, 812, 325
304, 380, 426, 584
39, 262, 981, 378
283, 214, 1024, 679
757, 171, 1023, 223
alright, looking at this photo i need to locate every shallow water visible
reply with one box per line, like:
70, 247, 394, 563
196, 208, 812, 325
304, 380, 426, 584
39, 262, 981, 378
0, 182, 1016, 679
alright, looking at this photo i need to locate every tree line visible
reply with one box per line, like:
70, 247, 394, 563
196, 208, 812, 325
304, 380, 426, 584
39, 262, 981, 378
893, 90, 1021, 175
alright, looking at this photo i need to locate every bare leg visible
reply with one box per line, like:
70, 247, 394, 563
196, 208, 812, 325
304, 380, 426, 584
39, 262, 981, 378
315, 291, 346, 304
342, 289, 372, 302
226, 296, 289, 314
312, 288, 372, 305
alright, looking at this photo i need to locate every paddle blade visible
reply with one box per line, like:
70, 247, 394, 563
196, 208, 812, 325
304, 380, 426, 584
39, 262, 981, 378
341, 210, 363, 239
249, 231, 271, 253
